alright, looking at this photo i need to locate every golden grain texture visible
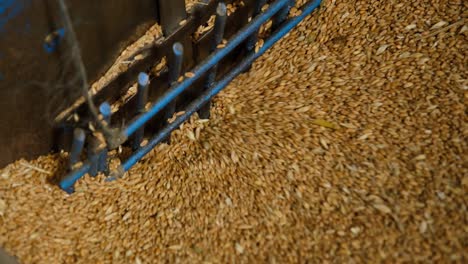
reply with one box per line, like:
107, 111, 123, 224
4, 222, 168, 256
0, 0, 467, 263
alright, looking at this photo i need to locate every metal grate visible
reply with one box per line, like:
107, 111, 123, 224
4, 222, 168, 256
58, 0, 322, 193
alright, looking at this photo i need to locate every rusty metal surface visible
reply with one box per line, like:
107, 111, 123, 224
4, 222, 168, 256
0, 0, 159, 167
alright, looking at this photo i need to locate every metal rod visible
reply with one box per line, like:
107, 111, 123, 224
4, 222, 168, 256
124, 0, 290, 137
63, 186, 75, 194
69, 128, 85, 169
59, 162, 91, 192
211, 3, 228, 51
168, 43, 184, 84
163, 43, 184, 143
100, 102, 112, 124
132, 73, 150, 150
118, 0, 322, 174
198, 2, 227, 119
98, 102, 112, 173
58, 0, 322, 190
87, 138, 100, 177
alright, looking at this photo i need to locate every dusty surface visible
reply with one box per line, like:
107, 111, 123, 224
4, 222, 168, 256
0, 0, 467, 263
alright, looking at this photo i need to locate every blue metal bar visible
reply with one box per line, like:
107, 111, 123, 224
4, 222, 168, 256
59, 162, 91, 191
132, 73, 150, 150
118, 0, 322, 174
124, 0, 290, 137
100, 102, 112, 123
58, 0, 322, 190
98, 102, 112, 173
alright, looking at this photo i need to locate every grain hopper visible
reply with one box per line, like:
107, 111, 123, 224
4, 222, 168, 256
0, 0, 322, 193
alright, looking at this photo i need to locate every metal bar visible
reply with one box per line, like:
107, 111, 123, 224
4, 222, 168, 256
87, 139, 100, 177
209, 3, 228, 59
98, 102, 112, 173
163, 43, 184, 143
168, 43, 185, 84
100, 102, 112, 124
58, 0, 322, 190
132, 73, 150, 150
124, 0, 290, 137
198, 2, 228, 119
59, 162, 92, 192
69, 128, 85, 169
118, 0, 322, 174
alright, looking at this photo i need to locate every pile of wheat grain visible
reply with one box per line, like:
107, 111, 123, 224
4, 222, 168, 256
0, 0, 466, 263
